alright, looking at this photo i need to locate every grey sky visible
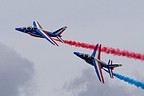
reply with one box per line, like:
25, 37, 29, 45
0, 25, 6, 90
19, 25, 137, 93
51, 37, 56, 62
0, 0, 144, 96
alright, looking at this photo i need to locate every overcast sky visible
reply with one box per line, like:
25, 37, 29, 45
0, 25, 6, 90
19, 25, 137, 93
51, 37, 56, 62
0, 43, 35, 96
0, 0, 144, 96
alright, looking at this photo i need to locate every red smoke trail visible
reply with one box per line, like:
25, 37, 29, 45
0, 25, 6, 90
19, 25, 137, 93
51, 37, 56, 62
63, 40, 144, 61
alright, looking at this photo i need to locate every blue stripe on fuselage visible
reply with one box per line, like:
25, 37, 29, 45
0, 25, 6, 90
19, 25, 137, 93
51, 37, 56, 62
24, 29, 58, 37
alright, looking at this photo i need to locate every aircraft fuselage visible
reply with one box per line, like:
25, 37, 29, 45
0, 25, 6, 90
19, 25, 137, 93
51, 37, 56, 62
15, 26, 58, 38
73, 52, 122, 69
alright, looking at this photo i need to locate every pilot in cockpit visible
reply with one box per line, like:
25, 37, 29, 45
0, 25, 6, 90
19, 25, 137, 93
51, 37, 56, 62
26, 26, 33, 30
23, 26, 37, 30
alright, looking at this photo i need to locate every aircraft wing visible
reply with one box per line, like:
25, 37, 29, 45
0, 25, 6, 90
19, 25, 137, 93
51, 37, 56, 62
91, 44, 99, 57
97, 44, 101, 60
92, 59, 104, 83
33, 21, 59, 46
33, 21, 43, 29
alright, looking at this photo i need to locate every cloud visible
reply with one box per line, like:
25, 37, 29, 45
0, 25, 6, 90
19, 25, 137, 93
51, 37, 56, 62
63, 68, 144, 96
0, 43, 35, 96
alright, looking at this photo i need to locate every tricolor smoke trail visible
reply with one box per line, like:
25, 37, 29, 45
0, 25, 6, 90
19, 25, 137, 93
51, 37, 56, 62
113, 73, 144, 90
63, 40, 144, 61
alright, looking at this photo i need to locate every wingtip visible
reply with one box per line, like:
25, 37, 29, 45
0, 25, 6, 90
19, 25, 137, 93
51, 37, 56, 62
101, 80, 105, 84
33, 21, 36, 23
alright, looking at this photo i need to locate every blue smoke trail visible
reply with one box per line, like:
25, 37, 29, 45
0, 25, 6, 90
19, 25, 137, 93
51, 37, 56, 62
103, 69, 144, 89
113, 73, 144, 89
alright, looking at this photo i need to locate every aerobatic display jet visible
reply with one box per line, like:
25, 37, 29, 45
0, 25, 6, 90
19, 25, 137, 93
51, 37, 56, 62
15, 21, 67, 46
73, 44, 122, 83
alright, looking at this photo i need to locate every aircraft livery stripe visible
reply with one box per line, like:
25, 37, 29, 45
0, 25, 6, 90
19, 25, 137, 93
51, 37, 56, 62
110, 60, 114, 78
57, 36, 64, 43
42, 30, 59, 46
37, 30, 56, 45
110, 69, 113, 78
97, 62, 104, 83
35, 21, 58, 46
96, 44, 104, 83
37, 22, 43, 29
92, 59, 102, 82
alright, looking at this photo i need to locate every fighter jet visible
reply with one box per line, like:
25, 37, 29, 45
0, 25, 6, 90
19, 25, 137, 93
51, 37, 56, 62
15, 21, 67, 46
74, 44, 122, 83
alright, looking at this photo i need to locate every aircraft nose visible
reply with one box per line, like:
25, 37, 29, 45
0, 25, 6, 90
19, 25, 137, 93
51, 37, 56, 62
63, 26, 67, 29
119, 64, 122, 66
15, 27, 23, 32
73, 52, 80, 56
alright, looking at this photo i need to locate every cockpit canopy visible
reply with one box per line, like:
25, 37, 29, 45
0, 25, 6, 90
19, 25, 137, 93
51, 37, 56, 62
23, 26, 37, 30
80, 53, 91, 58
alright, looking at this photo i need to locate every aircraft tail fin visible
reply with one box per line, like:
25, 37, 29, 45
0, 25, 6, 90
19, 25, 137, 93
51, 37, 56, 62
107, 60, 114, 78
53, 26, 67, 37
53, 26, 67, 43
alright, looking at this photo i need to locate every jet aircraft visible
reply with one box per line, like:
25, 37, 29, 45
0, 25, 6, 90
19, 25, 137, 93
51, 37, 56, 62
73, 44, 122, 83
15, 21, 67, 46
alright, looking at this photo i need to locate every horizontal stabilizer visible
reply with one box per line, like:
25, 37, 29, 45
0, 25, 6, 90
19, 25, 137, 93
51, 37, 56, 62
53, 26, 67, 36
108, 60, 114, 78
